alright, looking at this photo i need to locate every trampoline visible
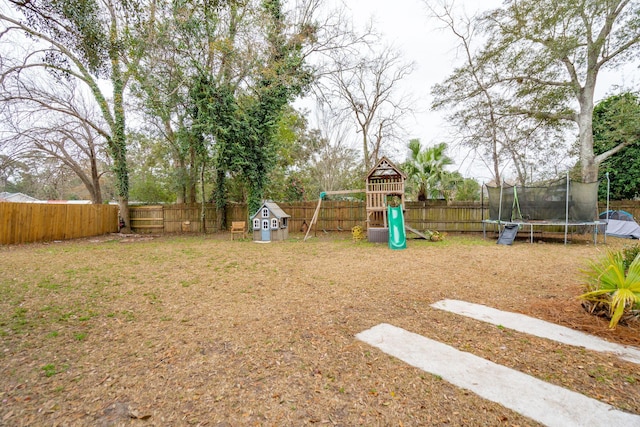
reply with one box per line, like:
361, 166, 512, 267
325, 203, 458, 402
482, 175, 606, 244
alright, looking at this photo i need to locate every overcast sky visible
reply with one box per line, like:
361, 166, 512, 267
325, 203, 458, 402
336, 0, 504, 181
324, 0, 639, 182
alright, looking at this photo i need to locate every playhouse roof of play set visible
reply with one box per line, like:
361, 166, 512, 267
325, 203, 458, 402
366, 157, 406, 181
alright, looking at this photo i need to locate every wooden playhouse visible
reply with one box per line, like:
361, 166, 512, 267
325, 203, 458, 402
251, 201, 291, 242
366, 157, 406, 242
302, 156, 407, 242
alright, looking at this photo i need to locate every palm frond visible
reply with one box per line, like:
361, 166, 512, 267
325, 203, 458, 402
580, 250, 640, 329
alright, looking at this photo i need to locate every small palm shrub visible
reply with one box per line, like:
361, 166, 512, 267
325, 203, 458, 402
580, 249, 640, 329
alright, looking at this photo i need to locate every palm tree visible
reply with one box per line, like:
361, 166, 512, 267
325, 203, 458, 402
403, 139, 454, 201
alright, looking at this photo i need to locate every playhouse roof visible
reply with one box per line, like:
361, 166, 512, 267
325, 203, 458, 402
251, 200, 291, 220
366, 157, 406, 180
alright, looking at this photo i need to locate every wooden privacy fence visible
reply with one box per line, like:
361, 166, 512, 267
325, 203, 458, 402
130, 200, 640, 235
4, 200, 639, 243
130, 201, 490, 234
606, 201, 640, 219
0, 203, 119, 245
268, 201, 489, 233
404, 201, 487, 233
130, 204, 220, 233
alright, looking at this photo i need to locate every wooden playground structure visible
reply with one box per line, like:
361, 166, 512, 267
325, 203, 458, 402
304, 157, 428, 241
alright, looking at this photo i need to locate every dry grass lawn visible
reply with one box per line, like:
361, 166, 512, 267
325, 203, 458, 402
1, 232, 639, 426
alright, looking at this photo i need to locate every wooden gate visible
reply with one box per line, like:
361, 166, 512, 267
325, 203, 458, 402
129, 205, 164, 233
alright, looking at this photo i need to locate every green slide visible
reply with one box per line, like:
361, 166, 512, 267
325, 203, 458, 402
387, 205, 407, 250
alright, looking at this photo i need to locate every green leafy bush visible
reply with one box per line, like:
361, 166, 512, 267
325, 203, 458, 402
580, 250, 640, 329
622, 244, 640, 271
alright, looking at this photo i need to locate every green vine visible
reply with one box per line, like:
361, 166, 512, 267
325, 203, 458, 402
187, 0, 312, 227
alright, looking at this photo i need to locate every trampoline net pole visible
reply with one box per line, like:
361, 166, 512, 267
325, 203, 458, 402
564, 172, 569, 245
498, 180, 503, 230
606, 172, 610, 244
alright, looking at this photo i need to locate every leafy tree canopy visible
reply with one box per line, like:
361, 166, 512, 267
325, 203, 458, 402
431, 0, 640, 184
594, 92, 640, 200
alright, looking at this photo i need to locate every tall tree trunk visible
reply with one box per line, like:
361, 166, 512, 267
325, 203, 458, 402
215, 168, 226, 231
188, 146, 197, 203
362, 132, 370, 171
578, 87, 598, 183
200, 161, 206, 233
175, 156, 187, 204
110, 19, 130, 233
90, 154, 103, 204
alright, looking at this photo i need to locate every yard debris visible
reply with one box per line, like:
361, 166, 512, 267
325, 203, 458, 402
0, 234, 638, 425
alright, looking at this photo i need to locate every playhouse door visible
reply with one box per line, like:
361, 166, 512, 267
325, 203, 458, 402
261, 219, 270, 241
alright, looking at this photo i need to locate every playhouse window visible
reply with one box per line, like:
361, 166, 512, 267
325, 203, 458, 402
281, 218, 288, 228
262, 208, 269, 218
253, 218, 260, 230
271, 218, 279, 229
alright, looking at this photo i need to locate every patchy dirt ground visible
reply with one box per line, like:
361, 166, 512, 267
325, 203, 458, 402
1, 232, 639, 426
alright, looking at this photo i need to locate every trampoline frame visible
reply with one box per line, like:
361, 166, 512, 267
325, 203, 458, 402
482, 219, 606, 244
482, 173, 609, 245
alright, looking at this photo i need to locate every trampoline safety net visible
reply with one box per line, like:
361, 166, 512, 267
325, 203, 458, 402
486, 177, 598, 222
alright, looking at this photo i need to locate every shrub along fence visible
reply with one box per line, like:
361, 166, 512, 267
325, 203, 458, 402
0, 202, 119, 245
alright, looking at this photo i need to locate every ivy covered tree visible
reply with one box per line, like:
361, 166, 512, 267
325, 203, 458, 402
0, 0, 155, 231
189, 0, 313, 225
131, 0, 263, 205
131, 0, 320, 228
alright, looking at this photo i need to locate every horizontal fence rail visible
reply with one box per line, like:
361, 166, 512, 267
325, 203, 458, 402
0, 203, 119, 245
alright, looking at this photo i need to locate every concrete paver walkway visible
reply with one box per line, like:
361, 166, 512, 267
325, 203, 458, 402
431, 299, 640, 364
357, 323, 640, 427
